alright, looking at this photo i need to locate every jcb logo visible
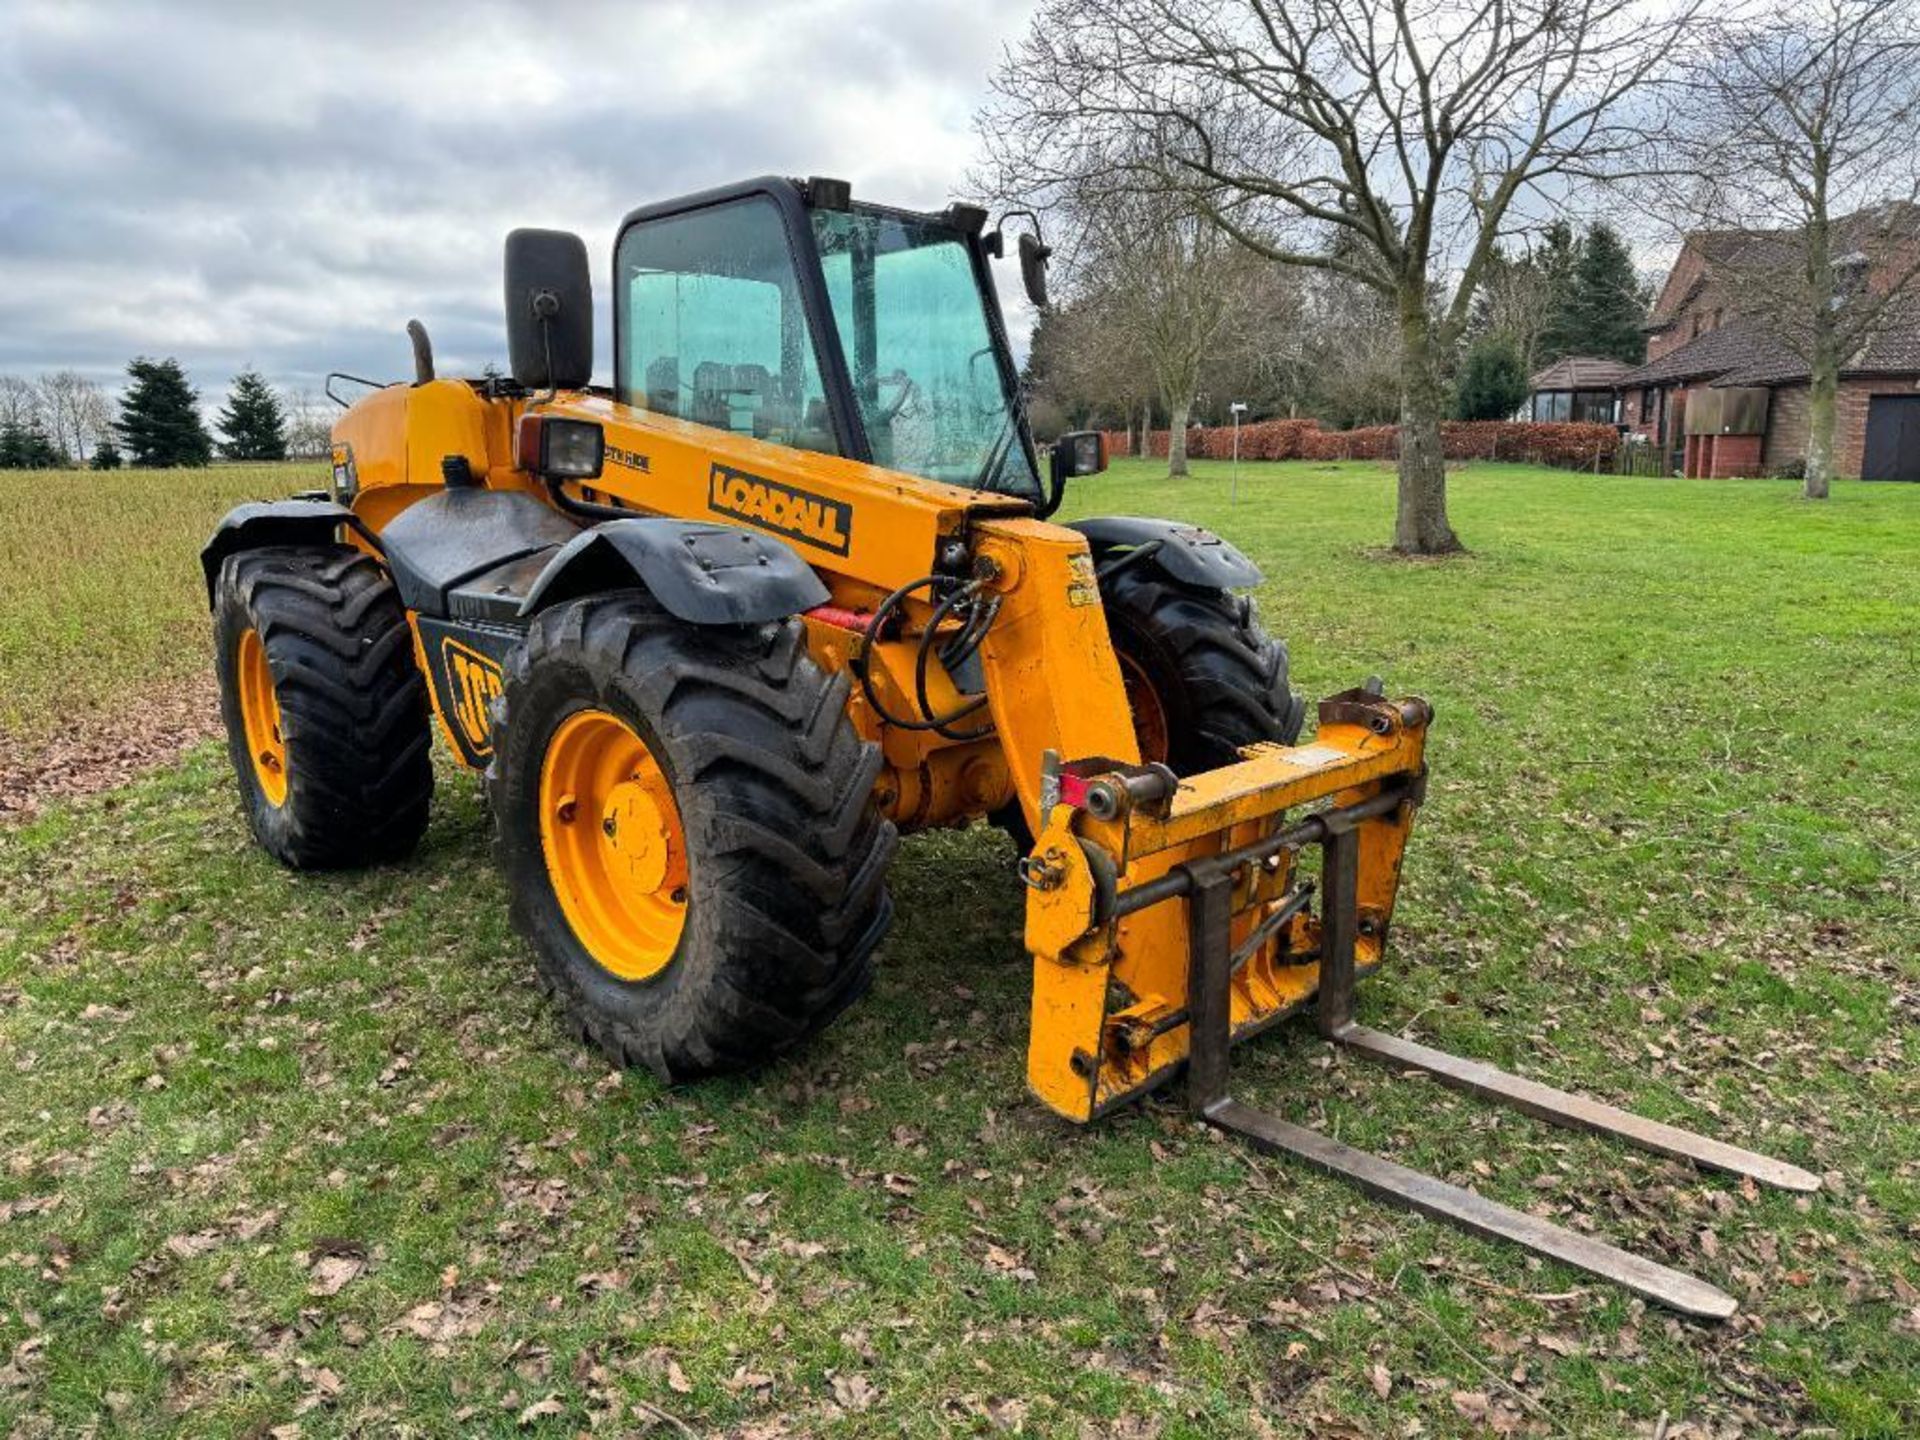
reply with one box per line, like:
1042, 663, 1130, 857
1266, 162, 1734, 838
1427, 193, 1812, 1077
708, 463, 852, 555
442, 638, 503, 756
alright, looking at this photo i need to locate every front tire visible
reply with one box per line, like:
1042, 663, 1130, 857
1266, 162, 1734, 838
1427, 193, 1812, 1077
990, 563, 1305, 855
1099, 565, 1306, 773
488, 595, 897, 1081
213, 545, 434, 868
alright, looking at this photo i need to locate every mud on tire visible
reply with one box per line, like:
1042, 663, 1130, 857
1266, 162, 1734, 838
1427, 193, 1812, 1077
213, 545, 434, 868
487, 594, 897, 1081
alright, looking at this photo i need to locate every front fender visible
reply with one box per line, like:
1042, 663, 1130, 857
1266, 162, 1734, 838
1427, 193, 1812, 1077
199, 499, 372, 607
518, 517, 829, 626
1065, 516, 1263, 589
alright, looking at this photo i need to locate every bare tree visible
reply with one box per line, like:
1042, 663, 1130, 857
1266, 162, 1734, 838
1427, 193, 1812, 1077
1026, 297, 1150, 435
1198, 255, 1310, 419
0, 376, 40, 433
282, 388, 334, 460
36, 372, 112, 464
985, 0, 1693, 553
1302, 263, 1406, 426
1663, 0, 1920, 499
1059, 184, 1247, 475
1471, 224, 1580, 378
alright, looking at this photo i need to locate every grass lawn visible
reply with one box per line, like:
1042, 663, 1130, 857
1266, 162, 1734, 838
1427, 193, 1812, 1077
1, 457, 1916, 1437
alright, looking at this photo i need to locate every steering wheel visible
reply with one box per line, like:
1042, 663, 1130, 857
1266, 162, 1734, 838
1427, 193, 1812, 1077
965, 346, 1003, 419
876, 371, 921, 425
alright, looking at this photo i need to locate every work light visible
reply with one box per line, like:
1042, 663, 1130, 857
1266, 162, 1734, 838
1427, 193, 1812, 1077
516, 415, 604, 480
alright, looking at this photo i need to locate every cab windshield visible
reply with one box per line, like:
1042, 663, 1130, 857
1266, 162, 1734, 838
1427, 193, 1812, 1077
812, 207, 1039, 500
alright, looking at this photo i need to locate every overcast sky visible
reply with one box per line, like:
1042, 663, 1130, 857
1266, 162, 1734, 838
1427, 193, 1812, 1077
0, 0, 1039, 405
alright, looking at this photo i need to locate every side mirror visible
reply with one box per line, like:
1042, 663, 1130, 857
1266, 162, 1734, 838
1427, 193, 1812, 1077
1051, 429, 1106, 481
1018, 231, 1052, 308
505, 229, 593, 392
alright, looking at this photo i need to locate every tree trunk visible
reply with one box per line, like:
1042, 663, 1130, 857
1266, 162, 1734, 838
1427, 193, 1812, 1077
1804, 354, 1836, 500
1167, 398, 1191, 477
1393, 300, 1463, 554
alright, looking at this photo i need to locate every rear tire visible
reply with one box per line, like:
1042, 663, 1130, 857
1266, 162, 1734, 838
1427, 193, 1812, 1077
487, 594, 897, 1081
1098, 565, 1306, 773
213, 545, 434, 868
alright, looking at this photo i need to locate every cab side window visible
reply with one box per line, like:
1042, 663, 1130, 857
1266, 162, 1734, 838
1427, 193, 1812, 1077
617, 198, 838, 455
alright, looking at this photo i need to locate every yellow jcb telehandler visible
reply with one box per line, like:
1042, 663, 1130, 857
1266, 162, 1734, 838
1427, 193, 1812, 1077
202, 175, 1815, 1318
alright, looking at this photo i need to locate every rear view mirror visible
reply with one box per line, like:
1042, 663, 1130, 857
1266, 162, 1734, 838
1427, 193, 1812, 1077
1019, 231, 1052, 308
505, 229, 593, 391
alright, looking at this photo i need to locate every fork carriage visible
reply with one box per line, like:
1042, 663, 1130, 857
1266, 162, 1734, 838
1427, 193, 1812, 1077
1024, 686, 1817, 1319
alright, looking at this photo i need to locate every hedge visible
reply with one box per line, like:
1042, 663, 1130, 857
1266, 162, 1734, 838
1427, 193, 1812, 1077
1097, 419, 1620, 470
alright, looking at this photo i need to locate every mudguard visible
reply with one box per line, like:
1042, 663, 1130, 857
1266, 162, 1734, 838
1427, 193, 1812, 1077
199, 499, 371, 607
518, 517, 830, 626
1065, 516, 1263, 589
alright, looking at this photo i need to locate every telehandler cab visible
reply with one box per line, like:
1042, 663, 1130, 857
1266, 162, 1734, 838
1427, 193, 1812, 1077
204, 175, 1814, 1318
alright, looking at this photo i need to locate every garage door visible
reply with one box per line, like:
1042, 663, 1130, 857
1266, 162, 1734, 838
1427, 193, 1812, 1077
1861, 395, 1920, 481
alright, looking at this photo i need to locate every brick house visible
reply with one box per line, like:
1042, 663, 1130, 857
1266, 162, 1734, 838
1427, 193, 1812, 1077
1615, 222, 1920, 479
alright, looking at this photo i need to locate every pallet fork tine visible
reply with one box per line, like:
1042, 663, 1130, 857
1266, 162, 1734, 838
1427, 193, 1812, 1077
1181, 814, 1819, 1321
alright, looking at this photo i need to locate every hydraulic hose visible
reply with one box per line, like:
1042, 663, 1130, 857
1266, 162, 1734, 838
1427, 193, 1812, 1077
851, 572, 997, 739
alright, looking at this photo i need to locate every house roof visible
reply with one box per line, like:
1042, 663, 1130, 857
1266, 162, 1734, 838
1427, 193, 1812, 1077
1616, 303, 1920, 390
1617, 204, 1920, 390
1614, 319, 1779, 388
1643, 202, 1920, 326
1528, 355, 1634, 391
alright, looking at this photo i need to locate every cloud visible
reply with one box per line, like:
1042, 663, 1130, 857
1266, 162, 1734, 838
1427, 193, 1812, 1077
0, 0, 1038, 406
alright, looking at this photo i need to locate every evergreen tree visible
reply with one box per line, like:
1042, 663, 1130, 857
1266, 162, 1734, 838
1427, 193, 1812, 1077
1539, 224, 1647, 365
117, 357, 214, 468
91, 438, 123, 470
1453, 337, 1529, 420
0, 419, 65, 469
1530, 222, 1589, 364
216, 369, 289, 460
1567, 223, 1646, 365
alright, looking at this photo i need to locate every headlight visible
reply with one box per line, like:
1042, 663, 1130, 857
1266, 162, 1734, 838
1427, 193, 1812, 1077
516, 415, 604, 480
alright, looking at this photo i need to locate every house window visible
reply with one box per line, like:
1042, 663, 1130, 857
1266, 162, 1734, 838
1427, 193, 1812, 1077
1639, 388, 1655, 424
1531, 390, 1572, 422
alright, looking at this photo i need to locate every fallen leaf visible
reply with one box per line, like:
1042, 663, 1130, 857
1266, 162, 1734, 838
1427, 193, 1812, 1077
1452, 1390, 1490, 1422
307, 1255, 364, 1297
517, 1393, 564, 1426
831, 1372, 877, 1411
1371, 1362, 1392, 1400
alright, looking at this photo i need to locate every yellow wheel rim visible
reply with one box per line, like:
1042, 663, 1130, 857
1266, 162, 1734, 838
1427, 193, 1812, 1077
235, 627, 288, 807
1117, 651, 1171, 767
538, 708, 689, 981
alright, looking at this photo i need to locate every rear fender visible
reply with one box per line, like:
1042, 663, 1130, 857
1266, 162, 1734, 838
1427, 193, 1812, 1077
518, 517, 829, 626
200, 500, 375, 607
1066, 516, 1263, 589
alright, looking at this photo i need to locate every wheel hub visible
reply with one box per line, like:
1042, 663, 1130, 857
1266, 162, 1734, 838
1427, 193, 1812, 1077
598, 778, 673, 896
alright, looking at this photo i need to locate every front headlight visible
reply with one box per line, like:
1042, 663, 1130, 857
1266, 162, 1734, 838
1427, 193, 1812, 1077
516, 415, 604, 480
